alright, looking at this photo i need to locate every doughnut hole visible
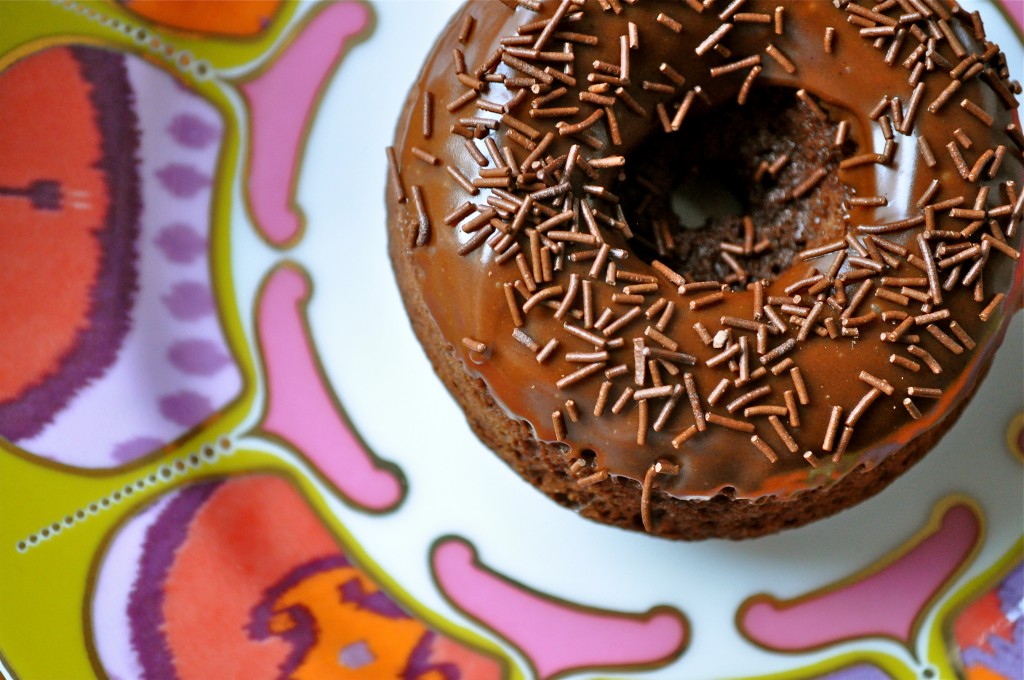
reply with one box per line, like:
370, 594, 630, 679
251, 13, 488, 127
617, 88, 852, 285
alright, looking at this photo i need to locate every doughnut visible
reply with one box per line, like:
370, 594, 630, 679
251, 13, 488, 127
387, 0, 1023, 539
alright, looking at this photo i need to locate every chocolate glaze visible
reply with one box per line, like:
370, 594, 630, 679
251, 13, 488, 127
389, 0, 1022, 500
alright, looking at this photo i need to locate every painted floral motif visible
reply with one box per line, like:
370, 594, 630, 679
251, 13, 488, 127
950, 563, 1023, 680
0, 44, 240, 468
92, 474, 503, 679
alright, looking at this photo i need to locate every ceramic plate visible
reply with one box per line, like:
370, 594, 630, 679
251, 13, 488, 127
0, 1, 1021, 678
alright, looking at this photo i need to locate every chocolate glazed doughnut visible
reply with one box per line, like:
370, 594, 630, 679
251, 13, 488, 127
387, 0, 1023, 539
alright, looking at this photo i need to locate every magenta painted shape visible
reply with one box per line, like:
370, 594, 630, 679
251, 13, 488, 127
740, 503, 981, 650
432, 538, 687, 679
257, 264, 402, 511
240, 2, 371, 246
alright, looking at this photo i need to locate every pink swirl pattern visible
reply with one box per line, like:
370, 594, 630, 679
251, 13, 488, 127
240, 1, 371, 246
740, 502, 981, 650
432, 537, 687, 679
256, 264, 403, 511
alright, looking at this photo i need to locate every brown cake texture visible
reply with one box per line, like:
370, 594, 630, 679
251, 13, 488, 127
386, 0, 1024, 539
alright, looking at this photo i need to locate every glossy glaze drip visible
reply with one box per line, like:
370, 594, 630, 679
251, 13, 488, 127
388, 0, 1023, 501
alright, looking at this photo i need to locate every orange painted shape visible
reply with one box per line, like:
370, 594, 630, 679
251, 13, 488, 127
158, 476, 502, 679
0, 47, 108, 400
967, 668, 1011, 680
120, 0, 284, 37
953, 590, 1015, 656
270, 566, 429, 679
162, 476, 339, 678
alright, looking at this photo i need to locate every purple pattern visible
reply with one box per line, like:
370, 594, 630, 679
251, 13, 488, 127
167, 114, 218, 149
121, 489, 461, 680
959, 563, 1024, 679
127, 480, 221, 680
405, 632, 459, 680
0, 46, 141, 443
161, 282, 214, 320
999, 563, 1023, 616
158, 391, 212, 428
248, 554, 424, 680
338, 576, 409, 620
111, 436, 163, 463
167, 339, 231, 376
338, 641, 374, 670
248, 555, 352, 679
814, 664, 892, 680
155, 223, 206, 264
155, 163, 210, 198
961, 626, 1024, 679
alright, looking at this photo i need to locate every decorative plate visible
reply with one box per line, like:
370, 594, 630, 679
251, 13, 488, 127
0, 1, 1021, 678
